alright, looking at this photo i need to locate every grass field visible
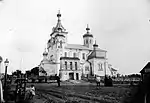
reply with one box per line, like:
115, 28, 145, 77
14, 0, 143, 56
27, 82, 133, 103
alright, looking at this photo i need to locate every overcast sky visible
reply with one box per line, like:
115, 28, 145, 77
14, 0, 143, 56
0, 0, 150, 75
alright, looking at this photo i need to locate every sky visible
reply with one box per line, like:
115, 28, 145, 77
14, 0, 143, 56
0, 0, 150, 75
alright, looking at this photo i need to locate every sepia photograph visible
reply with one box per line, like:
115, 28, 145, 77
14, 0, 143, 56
0, 0, 150, 103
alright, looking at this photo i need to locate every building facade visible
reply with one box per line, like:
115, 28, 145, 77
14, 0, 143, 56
39, 11, 112, 81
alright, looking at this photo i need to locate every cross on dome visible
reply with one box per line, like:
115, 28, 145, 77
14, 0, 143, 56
57, 10, 61, 20
86, 24, 90, 33
93, 39, 98, 47
43, 48, 48, 56
83, 24, 93, 38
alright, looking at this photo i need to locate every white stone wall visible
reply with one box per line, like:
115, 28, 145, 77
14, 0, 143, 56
41, 63, 57, 76
62, 48, 91, 74
44, 27, 110, 80
88, 58, 111, 77
63, 48, 90, 59
60, 59, 80, 70
82, 62, 90, 75
60, 71, 69, 81
93, 58, 106, 76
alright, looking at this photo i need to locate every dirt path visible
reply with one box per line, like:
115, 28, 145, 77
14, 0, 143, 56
37, 88, 103, 103
28, 83, 130, 103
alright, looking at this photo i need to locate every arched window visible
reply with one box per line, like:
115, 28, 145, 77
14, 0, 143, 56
86, 39, 88, 44
65, 61, 67, 69
98, 63, 103, 71
73, 53, 76, 57
85, 66, 89, 71
82, 53, 85, 59
70, 62, 73, 70
75, 62, 77, 70
64, 52, 67, 57
60, 40, 62, 48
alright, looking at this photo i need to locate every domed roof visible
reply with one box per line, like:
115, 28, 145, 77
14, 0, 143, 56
93, 41, 98, 47
83, 24, 93, 38
43, 52, 48, 56
57, 10, 61, 18
87, 40, 107, 60
43, 48, 48, 56
50, 10, 68, 36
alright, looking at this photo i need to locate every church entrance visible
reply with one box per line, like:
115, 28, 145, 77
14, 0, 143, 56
76, 73, 79, 80
69, 73, 74, 80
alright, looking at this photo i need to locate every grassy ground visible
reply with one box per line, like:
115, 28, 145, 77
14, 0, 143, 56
28, 81, 132, 103
7, 81, 134, 103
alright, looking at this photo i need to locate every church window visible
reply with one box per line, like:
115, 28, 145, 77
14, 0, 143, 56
65, 52, 67, 57
85, 66, 89, 71
86, 39, 88, 44
82, 53, 85, 60
90, 40, 91, 44
98, 63, 103, 71
75, 62, 77, 70
73, 53, 76, 57
70, 62, 73, 70
65, 61, 67, 69
60, 40, 62, 48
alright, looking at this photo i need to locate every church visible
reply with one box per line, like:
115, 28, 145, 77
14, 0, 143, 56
39, 11, 114, 81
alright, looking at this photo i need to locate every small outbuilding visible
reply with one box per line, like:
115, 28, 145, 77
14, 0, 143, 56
140, 62, 150, 81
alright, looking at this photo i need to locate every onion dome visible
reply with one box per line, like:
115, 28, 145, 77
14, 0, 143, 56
83, 24, 93, 38
50, 10, 67, 36
58, 27, 62, 32
43, 48, 48, 56
93, 40, 98, 48
57, 10, 61, 18
88, 40, 106, 60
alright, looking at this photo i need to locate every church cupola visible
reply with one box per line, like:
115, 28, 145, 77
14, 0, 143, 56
43, 51, 48, 56
93, 40, 98, 50
87, 40, 106, 60
83, 24, 93, 48
50, 10, 68, 36
47, 10, 68, 50
57, 10, 61, 19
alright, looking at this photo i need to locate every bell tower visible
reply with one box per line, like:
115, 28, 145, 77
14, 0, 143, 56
47, 10, 68, 50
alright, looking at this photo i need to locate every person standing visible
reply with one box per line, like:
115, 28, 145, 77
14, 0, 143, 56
30, 85, 35, 98
96, 76, 101, 87
55, 74, 60, 87
104, 75, 108, 86
24, 84, 35, 100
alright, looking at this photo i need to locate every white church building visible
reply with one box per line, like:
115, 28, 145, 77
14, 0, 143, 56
39, 11, 114, 81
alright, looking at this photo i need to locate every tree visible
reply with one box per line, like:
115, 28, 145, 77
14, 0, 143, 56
12, 70, 22, 78
128, 74, 141, 78
31, 67, 39, 76
25, 70, 31, 78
